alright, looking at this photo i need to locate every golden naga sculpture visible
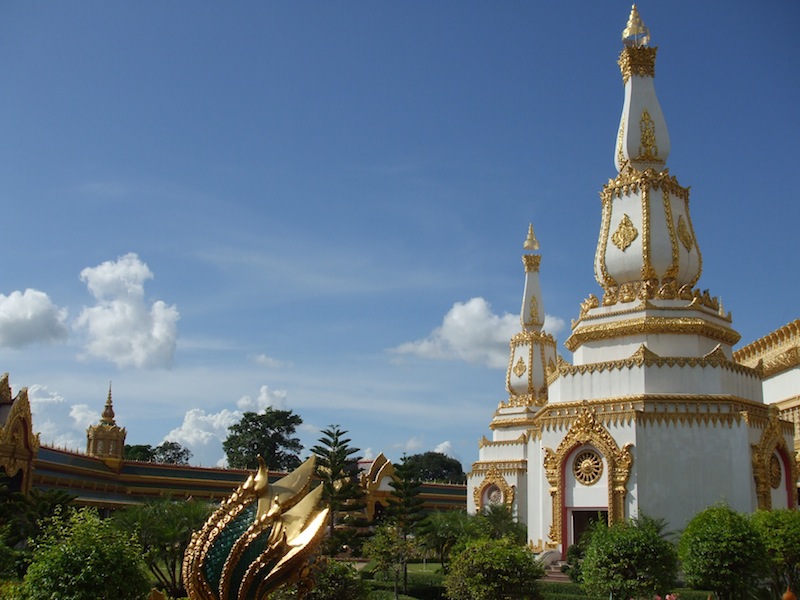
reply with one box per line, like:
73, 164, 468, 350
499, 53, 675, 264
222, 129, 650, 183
183, 456, 329, 600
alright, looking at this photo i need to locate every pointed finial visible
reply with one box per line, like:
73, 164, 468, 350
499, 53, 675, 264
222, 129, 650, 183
523, 223, 540, 251
101, 381, 116, 424
622, 5, 649, 48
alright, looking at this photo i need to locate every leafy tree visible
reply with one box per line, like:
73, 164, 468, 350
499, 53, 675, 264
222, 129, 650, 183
451, 504, 527, 557
124, 441, 192, 464
403, 452, 466, 484
153, 440, 192, 465
678, 503, 768, 600
363, 524, 420, 600
418, 510, 471, 573
1, 487, 76, 547
751, 509, 800, 595
223, 408, 304, 471
444, 537, 544, 600
311, 425, 367, 556
113, 497, 213, 597
23, 507, 151, 600
124, 443, 155, 462
580, 514, 677, 599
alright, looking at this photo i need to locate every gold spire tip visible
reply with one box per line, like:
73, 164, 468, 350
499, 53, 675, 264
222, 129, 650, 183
523, 223, 540, 251
622, 4, 649, 48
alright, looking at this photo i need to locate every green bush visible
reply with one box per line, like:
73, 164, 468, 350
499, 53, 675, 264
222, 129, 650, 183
23, 507, 150, 600
751, 508, 800, 595
580, 514, 677, 599
678, 503, 767, 600
444, 537, 543, 600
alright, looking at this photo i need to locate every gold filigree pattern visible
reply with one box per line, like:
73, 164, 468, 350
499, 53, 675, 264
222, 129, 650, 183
513, 358, 527, 378
618, 46, 657, 84
573, 449, 603, 486
769, 454, 782, 489
524, 295, 541, 327
0, 374, 39, 493
565, 316, 741, 351
543, 404, 634, 545
677, 215, 693, 251
616, 116, 626, 168
471, 464, 516, 512
637, 109, 659, 162
611, 214, 638, 251
522, 254, 541, 273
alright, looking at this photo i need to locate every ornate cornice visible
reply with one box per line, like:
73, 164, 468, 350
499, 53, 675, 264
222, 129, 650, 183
469, 460, 528, 477
556, 344, 759, 379
478, 433, 528, 449
565, 315, 740, 351
577, 295, 730, 324
734, 319, 800, 373
618, 46, 657, 84
533, 396, 779, 432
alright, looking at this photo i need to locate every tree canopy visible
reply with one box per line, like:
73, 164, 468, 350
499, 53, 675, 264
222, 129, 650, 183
123, 441, 192, 465
403, 451, 465, 483
751, 509, 800, 596
223, 408, 304, 471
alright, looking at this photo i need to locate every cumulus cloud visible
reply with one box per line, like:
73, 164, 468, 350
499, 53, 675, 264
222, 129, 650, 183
434, 440, 454, 457
236, 385, 288, 411
391, 297, 566, 369
0, 289, 68, 348
27, 384, 65, 406
69, 403, 100, 430
75, 253, 179, 368
165, 408, 241, 466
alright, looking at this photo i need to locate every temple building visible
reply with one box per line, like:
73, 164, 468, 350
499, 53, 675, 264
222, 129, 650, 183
468, 6, 797, 557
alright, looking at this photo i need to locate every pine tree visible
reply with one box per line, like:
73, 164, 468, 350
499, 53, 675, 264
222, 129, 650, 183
311, 425, 368, 556
386, 454, 425, 593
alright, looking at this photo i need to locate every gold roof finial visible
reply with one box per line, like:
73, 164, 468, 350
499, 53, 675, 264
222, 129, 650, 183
101, 381, 116, 424
622, 4, 649, 48
523, 223, 540, 251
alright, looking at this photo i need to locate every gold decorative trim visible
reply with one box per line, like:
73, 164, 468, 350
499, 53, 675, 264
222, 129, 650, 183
618, 46, 657, 84
533, 396, 777, 433
470, 460, 528, 476
556, 344, 759, 380
576, 294, 729, 325
616, 116, 626, 168
770, 455, 782, 489
661, 188, 680, 280
522, 254, 541, 273
543, 404, 634, 545
734, 319, 800, 369
478, 434, 528, 449
472, 464, 516, 512
565, 316, 741, 351
611, 214, 638, 251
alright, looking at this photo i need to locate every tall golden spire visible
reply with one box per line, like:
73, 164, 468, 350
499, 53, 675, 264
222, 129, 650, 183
523, 223, 539, 251
101, 381, 115, 425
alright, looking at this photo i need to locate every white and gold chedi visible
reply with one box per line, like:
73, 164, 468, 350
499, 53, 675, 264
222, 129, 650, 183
468, 5, 797, 559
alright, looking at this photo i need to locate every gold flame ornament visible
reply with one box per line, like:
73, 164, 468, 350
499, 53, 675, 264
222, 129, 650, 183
183, 456, 329, 600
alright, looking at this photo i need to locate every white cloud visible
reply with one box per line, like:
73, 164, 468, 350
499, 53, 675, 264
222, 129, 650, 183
236, 385, 288, 411
391, 297, 566, 369
69, 403, 100, 430
27, 384, 65, 406
0, 289, 68, 348
34, 419, 83, 451
393, 435, 424, 455
75, 253, 179, 368
434, 440, 454, 457
254, 354, 290, 368
165, 408, 241, 466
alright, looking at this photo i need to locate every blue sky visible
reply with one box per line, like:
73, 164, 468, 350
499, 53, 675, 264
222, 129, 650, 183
0, 2, 797, 468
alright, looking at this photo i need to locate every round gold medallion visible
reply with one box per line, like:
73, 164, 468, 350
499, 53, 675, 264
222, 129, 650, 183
573, 449, 603, 486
